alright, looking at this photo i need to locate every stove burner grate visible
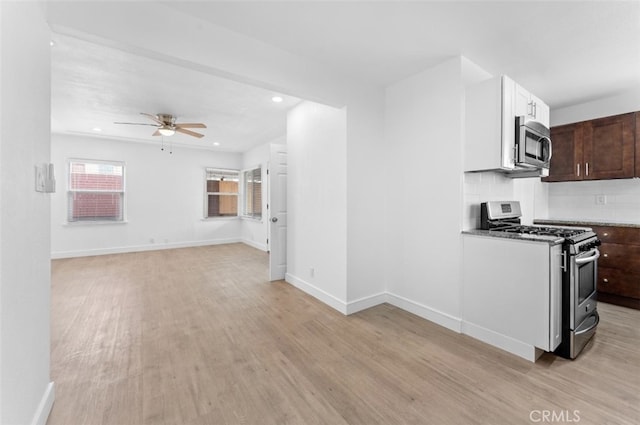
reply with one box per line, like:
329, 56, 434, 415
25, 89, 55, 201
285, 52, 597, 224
494, 225, 587, 238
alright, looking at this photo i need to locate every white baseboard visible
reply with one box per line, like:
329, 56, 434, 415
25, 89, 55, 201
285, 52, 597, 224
51, 238, 242, 259
280, 277, 464, 335
346, 292, 387, 315
30, 381, 55, 425
461, 321, 542, 362
386, 292, 462, 333
241, 238, 268, 252
285, 273, 348, 314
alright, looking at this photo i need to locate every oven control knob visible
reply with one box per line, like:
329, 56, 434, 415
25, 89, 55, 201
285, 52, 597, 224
580, 240, 601, 251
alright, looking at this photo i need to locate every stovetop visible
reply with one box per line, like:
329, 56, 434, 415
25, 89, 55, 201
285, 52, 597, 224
479, 201, 598, 245
494, 225, 587, 238
488, 224, 596, 245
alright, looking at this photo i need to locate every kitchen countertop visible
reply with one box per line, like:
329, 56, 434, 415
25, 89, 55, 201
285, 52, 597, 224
462, 229, 564, 245
534, 219, 640, 229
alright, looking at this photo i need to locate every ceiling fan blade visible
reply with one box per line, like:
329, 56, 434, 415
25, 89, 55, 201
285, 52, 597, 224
175, 127, 204, 138
140, 112, 165, 125
114, 122, 159, 126
175, 123, 206, 129
152, 129, 162, 136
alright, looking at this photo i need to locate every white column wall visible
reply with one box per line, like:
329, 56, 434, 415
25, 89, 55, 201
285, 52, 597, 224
0, 2, 54, 424
286, 102, 348, 312
383, 57, 492, 330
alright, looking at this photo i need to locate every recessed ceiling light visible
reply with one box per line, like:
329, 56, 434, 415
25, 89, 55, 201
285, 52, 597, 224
213, 142, 220, 146
271, 96, 283, 103
92, 127, 102, 132
50, 40, 56, 47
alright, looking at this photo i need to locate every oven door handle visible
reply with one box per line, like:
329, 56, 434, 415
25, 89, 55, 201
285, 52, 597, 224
575, 312, 599, 336
575, 248, 600, 265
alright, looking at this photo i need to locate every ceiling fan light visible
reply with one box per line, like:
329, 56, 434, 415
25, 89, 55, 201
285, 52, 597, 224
158, 127, 175, 136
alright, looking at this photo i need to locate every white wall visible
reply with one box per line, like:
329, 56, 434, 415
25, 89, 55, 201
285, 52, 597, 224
51, 134, 243, 258
0, 2, 54, 424
551, 88, 640, 126
383, 57, 489, 330
286, 101, 348, 311
542, 90, 640, 224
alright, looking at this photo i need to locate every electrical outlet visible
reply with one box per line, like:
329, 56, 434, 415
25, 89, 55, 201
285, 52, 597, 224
595, 195, 607, 205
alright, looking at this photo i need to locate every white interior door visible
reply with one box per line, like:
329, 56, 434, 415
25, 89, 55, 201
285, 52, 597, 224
268, 144, 287, 281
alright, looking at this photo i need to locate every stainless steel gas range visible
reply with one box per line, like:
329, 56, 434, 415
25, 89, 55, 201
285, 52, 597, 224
480, 201, 600, 359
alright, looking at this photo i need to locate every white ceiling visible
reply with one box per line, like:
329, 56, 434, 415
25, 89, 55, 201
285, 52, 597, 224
51, 1, 640, 152
51, 34, 301, 152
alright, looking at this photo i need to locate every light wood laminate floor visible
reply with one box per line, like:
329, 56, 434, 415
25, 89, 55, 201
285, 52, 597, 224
48, 243, 640, 425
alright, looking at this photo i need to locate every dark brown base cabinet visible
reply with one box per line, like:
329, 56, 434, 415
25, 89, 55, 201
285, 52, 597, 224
591, 225, 640, 310
543, 111, 638, 182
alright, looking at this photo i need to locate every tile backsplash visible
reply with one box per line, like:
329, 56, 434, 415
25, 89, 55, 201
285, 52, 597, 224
462, 172, 639, 230
545, 178, 640, 224
463, 171, 515, 230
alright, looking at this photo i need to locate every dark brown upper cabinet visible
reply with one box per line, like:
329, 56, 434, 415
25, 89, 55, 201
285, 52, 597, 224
636, 112, 640, 177
544, 112, 636, 182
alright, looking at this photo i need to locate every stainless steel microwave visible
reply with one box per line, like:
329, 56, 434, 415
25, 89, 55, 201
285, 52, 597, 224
515, 116, 552, 169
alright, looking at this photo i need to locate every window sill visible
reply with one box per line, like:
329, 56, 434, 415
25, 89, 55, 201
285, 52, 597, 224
64, 220, 128, 226
201, 216, 240, 221
240, 216, 263, 223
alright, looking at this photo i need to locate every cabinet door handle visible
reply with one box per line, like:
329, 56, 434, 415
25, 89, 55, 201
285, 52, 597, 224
533, 102, 537, 119
603, 253, 608, 258
577, 163, 580, 176
586, 162, 589, 176
603, 233, 609, 237
603, 278, 609, 283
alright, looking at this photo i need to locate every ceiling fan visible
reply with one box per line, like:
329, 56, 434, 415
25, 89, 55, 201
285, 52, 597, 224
115, 113, 207, 138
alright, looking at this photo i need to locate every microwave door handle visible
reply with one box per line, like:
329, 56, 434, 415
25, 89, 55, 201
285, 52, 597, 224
543, 136, 552, 161
575, 249, 600, 265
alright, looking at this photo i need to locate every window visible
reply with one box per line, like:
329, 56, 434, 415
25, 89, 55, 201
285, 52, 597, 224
243, 167, 262, 219
205, 168, 239, 217
68, 159, 125, 222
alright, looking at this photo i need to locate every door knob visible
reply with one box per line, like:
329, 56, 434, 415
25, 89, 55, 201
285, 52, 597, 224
271, 217, 278, 223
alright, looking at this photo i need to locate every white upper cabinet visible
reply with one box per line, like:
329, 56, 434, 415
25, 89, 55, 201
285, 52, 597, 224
464, 75, 516, 171
515, 83, 550, 127
464, 75, 550, 173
